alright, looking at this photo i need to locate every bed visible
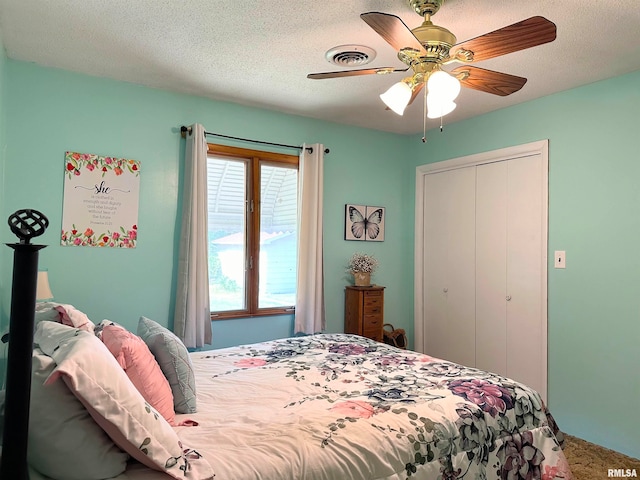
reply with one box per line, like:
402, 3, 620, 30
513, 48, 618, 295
22, 314, 571, 480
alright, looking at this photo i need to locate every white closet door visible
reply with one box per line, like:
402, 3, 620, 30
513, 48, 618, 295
423, 167, 476, 367
475, 161, 508, 375
415, 141, 548, 401
506, 155, 545, 398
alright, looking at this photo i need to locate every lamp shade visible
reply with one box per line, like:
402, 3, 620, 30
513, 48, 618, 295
427, 94, 457, 119
427, 70, 461, 101
36, 270, 54, 301
380, 81, 412, 115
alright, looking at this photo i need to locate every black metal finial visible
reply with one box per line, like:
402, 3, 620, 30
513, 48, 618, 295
2, 209, 49, 479
7, 209, 49, 244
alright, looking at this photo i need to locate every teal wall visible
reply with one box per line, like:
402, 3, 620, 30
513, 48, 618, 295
405, 70, 640, 458
0, 56, 638, 458
0, 60, 413, 351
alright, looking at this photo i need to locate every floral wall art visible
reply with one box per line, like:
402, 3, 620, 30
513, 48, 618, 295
344, 204, 385, 241
61, 151, 141, 248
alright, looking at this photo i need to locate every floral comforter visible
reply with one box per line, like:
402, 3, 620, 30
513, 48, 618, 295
113, 334, 572, 480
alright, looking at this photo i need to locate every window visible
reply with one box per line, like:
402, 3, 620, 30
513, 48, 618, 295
206, 143, 298, 319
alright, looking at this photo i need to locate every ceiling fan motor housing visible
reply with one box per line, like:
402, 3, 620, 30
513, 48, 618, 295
398, 19, 456, 75
409, 0, 444, 17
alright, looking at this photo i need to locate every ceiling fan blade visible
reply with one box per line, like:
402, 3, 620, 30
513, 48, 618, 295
451, 66, 527, 96
360, 12, 427, 55
451, 16, 556, 63
307, 67, 409, 80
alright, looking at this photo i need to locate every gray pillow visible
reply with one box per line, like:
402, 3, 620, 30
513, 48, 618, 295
137, 316, 197, 413
28, 347, 129, 479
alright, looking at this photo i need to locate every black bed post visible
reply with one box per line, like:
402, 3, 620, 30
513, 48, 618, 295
1, 209, 49, 480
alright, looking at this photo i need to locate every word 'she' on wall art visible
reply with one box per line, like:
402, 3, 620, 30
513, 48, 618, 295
344, 204, 385, 242
61, 151, 141, 248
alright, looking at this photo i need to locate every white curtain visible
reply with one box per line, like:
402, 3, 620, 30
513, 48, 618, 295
295, 144, 325, 334
174, 123, 212, 348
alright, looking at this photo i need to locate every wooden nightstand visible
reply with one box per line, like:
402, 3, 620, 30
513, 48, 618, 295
344, 285, 385, 342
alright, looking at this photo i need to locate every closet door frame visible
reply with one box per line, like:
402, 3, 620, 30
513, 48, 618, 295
414, 140, 548, 391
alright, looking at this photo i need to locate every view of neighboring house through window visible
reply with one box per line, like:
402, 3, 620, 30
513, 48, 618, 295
207, 144, 298, 319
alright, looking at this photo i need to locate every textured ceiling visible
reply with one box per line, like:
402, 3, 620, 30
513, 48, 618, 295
1, 0, 639, 135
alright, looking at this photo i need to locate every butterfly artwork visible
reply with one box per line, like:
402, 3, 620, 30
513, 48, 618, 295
345, 204, 385, 241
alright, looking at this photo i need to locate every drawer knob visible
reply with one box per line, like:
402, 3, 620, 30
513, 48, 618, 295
443, 288, 448, 293
506, 295, 512, 301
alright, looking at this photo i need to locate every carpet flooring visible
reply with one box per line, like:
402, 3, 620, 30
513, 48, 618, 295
564, 434, 640, 480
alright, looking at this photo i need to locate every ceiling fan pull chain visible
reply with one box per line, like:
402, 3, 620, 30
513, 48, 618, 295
422, 83, 428, 143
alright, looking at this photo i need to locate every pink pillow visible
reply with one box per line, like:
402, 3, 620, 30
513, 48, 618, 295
97, 321, 175, 425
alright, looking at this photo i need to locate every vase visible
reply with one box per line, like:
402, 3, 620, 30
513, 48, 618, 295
353, 271, 371, 286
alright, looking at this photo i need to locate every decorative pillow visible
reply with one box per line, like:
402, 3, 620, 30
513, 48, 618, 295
28, 345, 129, 480
95, 320, 175, 425
34, 322, 214, 480
137, 316, 197, 414
34, 302, 63, 324
33, 302, 95, 334
55, 304, 95, 333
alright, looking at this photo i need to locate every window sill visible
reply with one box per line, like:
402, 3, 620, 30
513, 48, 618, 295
211, 308, 295, 321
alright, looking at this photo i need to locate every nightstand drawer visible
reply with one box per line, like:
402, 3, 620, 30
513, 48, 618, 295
364, 289, 382, 297
364, 296, 382, 308
363, 315, 382, 329
364, 305, 382, 315
364, 323, 383, 342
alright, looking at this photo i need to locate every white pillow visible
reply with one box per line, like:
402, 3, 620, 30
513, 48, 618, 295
34, 322, 214, 480
33, 302, 95, 333
28, 347, 129, 480
34, 302, 63, 324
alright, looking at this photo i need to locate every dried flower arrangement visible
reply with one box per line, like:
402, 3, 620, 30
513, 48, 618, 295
347, 252, 379, 274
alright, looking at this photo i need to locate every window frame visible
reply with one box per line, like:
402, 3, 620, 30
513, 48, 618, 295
207, 143, 299, 320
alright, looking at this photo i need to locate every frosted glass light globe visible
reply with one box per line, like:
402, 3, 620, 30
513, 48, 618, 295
427, 71, 461, 101
380, 81, 412, 115
427, 94, 457, 119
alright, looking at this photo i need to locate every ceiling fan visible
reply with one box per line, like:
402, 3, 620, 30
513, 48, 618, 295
307, 0, 557, 121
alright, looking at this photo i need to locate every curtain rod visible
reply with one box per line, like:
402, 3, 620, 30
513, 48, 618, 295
180, 126, 329, 154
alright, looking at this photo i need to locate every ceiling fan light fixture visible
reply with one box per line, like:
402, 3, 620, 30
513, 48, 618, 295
309, 7, 557, 135
426, 94, 457, 118
427, 70, 461, 101
380, 81, 412, 115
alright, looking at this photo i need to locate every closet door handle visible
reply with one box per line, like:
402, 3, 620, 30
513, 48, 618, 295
443, 288, 448, 293
506, 295, 512, 301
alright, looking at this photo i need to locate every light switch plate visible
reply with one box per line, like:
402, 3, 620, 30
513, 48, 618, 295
554, 250, 566, 269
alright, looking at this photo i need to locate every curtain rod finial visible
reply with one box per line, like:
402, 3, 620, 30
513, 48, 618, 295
180, 126, 191, 138
306, 147, 330, 154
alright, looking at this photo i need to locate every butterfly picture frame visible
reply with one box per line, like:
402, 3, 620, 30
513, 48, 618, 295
344, 204, 385, 242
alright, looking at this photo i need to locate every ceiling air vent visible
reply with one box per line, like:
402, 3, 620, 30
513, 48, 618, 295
325, 45, 376, 67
